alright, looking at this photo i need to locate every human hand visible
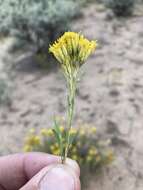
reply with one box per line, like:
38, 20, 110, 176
0, 152, 80, 190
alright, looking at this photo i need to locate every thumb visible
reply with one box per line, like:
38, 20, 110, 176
20, 159, 81, 190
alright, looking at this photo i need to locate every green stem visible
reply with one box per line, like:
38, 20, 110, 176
63, 75, 76, 163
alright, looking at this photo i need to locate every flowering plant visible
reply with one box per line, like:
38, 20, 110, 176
49, 32, 97, 163
24, 125, 114, 173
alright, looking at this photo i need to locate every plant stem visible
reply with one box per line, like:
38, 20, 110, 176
63, 75, 76, 163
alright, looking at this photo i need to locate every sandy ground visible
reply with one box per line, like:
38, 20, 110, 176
0, 2, 143, 190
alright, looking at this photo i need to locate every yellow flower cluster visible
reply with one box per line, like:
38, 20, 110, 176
86, 146, 99, 162
104, 151, 114, 164
24, 145, 33, 152
49, 32, 97, 72
69, 128, 77, 135
24, 124, 114, 170
50, 143, 60, 156
24, 129, 41, 152
25, 135, 40, 146
41, 128, 53, 136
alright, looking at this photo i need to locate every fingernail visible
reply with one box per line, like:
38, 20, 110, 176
39, 165, 75, 190
66, 159, 80, 177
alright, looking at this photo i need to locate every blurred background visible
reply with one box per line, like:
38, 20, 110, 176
0, 0, 143, 189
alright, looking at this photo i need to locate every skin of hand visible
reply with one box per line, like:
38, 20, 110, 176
0, 152, 80, 190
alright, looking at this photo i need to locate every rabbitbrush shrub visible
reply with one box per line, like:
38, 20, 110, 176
0, 61, 12, 105
0, 0, 78, 55
0, 79, 11, 105
24, 124, 114, 185
105, 0, 135, 17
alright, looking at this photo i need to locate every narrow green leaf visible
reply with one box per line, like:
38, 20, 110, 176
52, 128, 61, 146
69, 134, 76, 145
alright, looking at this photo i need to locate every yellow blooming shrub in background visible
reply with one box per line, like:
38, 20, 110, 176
24, 124, 114, 180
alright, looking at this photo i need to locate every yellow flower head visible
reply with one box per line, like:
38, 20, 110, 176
106, 151, 114, 164
69, 128, 77, 135
86, 155, 93, 163
60, 126, 64, 132
88, 147, 98, 156
49, 32, 97, 73
41, 128, 48, 136
91, 127, 96, 134
23, 145, 32, 152
79, 129, 85, 136
29, 128, 35, 134
41, 128, 54, 137
71, 154, 78, 161
47, 129, 53, 136
25, 135, 40, 146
